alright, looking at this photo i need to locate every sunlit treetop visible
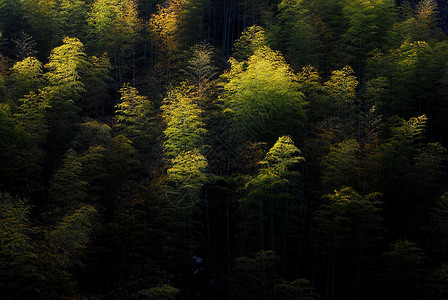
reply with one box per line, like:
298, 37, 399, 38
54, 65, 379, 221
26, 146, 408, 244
259, 136, 304, 177
397, 0, 444, 42
88, 0, 142, 51
222, 45, 305, 142
185, 42, 217, 92
114, 83, 154, 140
161, 84, 206, 158
324, 65, 358, 103
11, 57, 43, 82
167, 149, 208, 185
149, 0, 184, 49
232, 26, 268, 61
44, 37, 88, 98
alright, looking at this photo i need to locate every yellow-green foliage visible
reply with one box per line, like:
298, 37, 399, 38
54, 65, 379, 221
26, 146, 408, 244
222, 46, 305, 142
162, 84, 206, 158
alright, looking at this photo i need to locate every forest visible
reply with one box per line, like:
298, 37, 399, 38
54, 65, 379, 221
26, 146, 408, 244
2, 0, 448, 299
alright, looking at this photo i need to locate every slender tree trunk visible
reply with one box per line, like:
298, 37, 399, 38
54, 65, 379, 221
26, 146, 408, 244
357, 230, 363, 300
270, 199, 275, 252
259, 198, 265, 251
213, 207, 217, 296
311, 232, 319, 289
206, 190, 212, 285
167, 46, 171, 87
222, 0, 228, 57
332, 241, 336, 300
262, 252, 267, 300
183, 211, 187, 251
208, 0, 212, 41
132, 44, 136, 87
282, 197, 288, 277
296, 217, 305, 277
416, 257, 420, 300
240, 202, 247, 255
114, 49, 119, 103
226, 192, 232, 300
270, 198, 276, 300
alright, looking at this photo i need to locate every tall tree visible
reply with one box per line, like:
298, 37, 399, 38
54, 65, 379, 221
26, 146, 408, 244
115, 83, 156, 153
243, 136, 304, 276
324, 65, 358, 121
382, 115, 446, 238
384, 240, 426, 300
273, 0, 323, 69
161, 84, 206, 158
81, 53, 112, 118
22, 0, 60, 56
396, 0, 444, 42
6, 56, 44, 105
221, 46, 305, 144
149, 0, 185, 88
185, 42, 217, 98
88, 0, 142, 87
38, 204, 97, 298
44, 37, 88, 162
45, 36, 87, 100
342, 0, 397, 72
10, 91, 50, 193
57, 0, 89, 40
314, 187, 383, 300
104, 134, 140, 189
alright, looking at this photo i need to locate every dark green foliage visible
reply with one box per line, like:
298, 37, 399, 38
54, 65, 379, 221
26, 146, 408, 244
0, 0, 23, 38
272, 0, 321, 69
82, 53, 112, 117
342, 0, 397, 71
78, 146, 108, 198
105, 134, 141, 189
382, 115, 446, 236
48, 204, 97, 265
232, 250, 279, 299
385, 240, 426, 299
49, 149, 89, 214
73, 120, 112, 153
233, 251, 316, 300
57, 0, 89, 40
0, 105, 18, 190
314, 187, 383, 300
22, 0, 60, 57
273, 278, 317, 300
0, 193, 37, 299
137, 284, 180, 299
2, 1, 448, 299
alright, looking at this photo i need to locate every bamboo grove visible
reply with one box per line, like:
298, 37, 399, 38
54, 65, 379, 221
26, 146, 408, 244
1, 0, 448, 299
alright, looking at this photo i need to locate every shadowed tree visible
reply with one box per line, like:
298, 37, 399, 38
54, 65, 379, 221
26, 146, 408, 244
49, 149, 89, 215
0, 193, 37, 299
314, 187, 383, 300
